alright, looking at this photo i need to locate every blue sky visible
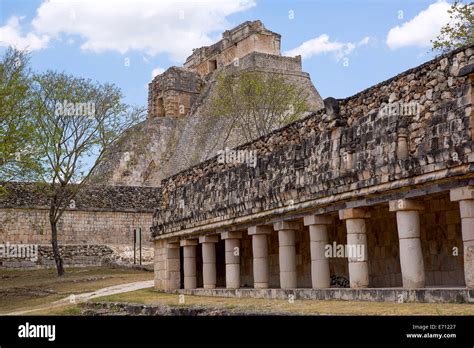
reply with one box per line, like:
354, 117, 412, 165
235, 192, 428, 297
0, 0, 453, 107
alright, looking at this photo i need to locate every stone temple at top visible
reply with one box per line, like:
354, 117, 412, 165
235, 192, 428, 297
90, 20, 323, 187
147, 20, 322, 120
184, 20, 281, 76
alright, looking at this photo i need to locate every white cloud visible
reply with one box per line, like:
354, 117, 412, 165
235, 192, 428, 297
285, 34, 372, 61
386, 0, 451, 50
29, 0, 256, 61
151, 67, 165, 78
0, 16, 49, 51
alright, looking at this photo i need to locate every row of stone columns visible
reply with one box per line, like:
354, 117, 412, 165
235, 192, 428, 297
171, 187, 473, 290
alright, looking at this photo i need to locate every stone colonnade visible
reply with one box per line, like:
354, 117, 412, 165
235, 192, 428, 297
160, 187, 474, 290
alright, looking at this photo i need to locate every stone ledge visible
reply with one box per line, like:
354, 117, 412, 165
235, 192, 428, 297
171, 288, 474, 304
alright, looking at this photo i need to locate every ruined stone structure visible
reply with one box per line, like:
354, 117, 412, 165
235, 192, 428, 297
92, 20, 323, 187
1, 20, 322, 271
0, 184, 160, 268
183, 20, 281, 76
151, 45, 474, 302
148, 20, 281, 119
148, 67, 203, 118
2, 21, 473, 304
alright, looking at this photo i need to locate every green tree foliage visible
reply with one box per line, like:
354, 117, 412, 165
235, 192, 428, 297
432, 1, 473, 53
0, 48, 40, 184
209, 71, 309, 143
28, 71, 145, 276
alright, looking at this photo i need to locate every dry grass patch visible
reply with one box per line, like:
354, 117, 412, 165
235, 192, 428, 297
0, 267, 153, 314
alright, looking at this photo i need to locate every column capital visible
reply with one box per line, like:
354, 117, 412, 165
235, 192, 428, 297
221, 231, 243, 240
338, 207, 371, 220
389, 199, 424, 212
248, 225, 272, 235
273, 221, 302, 231
166, 241, 180, 249
303, 215, 333, 226
199, 235, 219, 243
180, 239, 198, 247
450, 186, 474, 202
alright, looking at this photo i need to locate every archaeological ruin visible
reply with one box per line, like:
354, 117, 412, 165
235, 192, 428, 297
1, 21, 473, 303
150, 29, 474, 302
90, 20, 323, 186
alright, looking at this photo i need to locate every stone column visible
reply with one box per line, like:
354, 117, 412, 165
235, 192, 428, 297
303, 215, 332, 289
199, 235, 219, 289
274, 221, 300, 289
450, 186, 474, 289
248, 225, 272, 289
180, 239, 198, 289
389, 199, 425, 289
165, 241, 181, 290
339, 208, 370, 288
221, 231, 242, 289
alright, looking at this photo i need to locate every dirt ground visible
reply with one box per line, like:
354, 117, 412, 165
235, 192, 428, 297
2, 268, 473, 316
0, 267, 153, 314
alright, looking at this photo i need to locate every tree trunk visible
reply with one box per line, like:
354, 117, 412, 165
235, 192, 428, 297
50, 212, 65, 276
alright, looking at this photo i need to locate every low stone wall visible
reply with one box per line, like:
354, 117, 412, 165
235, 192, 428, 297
0, 183, 160, 268
0, 208, 153, 245
174, 288, 474, 303
0, 244, 113, 268
82, 301, 286, 316
0, 244, 155, 269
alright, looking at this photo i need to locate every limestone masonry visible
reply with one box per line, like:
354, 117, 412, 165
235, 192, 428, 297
151, 41, 474, 298
0, 183, 159, 267
1, 21, 474, 304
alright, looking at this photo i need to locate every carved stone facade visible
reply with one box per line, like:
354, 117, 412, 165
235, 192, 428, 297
152, 44, 474, 299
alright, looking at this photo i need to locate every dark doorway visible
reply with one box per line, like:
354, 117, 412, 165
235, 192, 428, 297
208, 59, 217, 72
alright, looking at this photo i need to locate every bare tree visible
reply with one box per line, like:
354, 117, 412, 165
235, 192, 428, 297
30, 71, 145, 276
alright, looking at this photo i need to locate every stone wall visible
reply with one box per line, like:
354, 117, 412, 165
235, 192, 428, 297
0, 183, 160, 268
152, 44, 474, 236
148, 67, 203, 118
0, 245, 113, 268
184, 20, 281, 76
0, 208, 153, 245
0, 182, 161, 210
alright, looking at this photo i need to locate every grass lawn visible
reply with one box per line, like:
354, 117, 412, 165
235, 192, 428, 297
35, 287, 474, 316
0, 267, 153, 314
